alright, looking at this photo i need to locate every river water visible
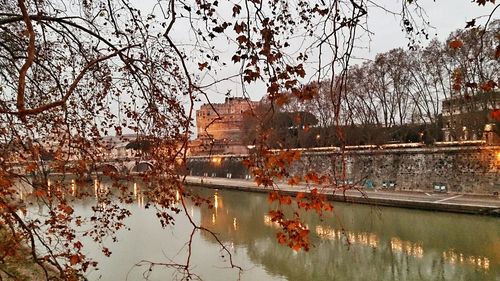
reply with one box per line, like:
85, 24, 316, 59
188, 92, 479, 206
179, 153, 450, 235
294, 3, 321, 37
21, 181, 500, 280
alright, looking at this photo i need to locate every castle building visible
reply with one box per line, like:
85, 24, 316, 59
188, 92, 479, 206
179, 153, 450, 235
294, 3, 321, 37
190, 97, 258, 155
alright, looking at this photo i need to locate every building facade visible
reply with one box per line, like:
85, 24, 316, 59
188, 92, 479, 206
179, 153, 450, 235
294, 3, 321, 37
191, 97, 258, 155
441, 91, 500, 142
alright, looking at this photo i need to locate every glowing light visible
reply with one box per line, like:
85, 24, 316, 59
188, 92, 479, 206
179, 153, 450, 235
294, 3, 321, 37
211, 157, 222, 166
315, 225, 379, 248
390, 238, 423, 258
442, 250, 490, 270
94, 179, 99, 197
214, 193, 219, 210
233, 218, 237, 230
137, 193, 145, 208
133, 182, 137, 197
176, 190, 180, 201
71, 180, 76, 196
263, 215, 280, 228
212, 213, 216, 225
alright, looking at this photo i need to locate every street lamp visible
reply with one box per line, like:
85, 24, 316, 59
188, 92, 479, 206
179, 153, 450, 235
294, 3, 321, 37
245, 144, 256, 180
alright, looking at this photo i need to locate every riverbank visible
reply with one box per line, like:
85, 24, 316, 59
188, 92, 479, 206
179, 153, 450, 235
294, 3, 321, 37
0, 228, 59, 281
185, 176, 500, 216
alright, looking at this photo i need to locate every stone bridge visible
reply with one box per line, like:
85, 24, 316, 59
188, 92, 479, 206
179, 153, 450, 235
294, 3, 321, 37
93, 158, 155, 175
9, 157, 156, 176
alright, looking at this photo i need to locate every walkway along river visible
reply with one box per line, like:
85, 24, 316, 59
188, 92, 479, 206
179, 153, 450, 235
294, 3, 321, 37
185, 176, 500, 216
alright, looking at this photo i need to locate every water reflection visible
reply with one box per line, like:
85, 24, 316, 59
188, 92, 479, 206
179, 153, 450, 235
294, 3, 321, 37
195, 188, 499, 281
315, 225, 379, 248
13, 180, 500, 280
390, 237, 423, 258
442, 249, 490, 271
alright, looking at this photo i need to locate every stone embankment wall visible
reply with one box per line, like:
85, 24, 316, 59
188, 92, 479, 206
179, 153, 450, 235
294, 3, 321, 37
186, 145, 500, 194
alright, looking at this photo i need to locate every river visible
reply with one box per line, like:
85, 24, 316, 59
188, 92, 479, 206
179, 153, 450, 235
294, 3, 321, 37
20, 180, 500, 280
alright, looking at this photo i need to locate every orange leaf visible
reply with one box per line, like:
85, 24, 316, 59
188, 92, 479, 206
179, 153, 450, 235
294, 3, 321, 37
277, 232, 287, 245
491, 109, 500, 121
0, 177, 12, 188
481, 80, 497, 92
449, 39, 463, 49
268, 191, 279, 203
233, 22, 246, 34
25, 162, 37, 173
275, 94, 289, 107
69, 254, 81, 265
304, 171, 319, 183
242, 159, 252, 167
59, 203, 74, 215
287, 176, 301, 186
198, 62, 208, 71
279, 195, 292, 205
232, 4, 242, 17
34, 189, 46, 197
296, 192, 305, 200
323, 203, 334, 212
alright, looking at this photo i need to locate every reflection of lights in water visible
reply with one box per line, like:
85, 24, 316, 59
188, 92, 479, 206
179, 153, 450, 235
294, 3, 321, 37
390, 238, 423, 258
263, 214, 280, 228
315, 225, 379, 248
212, 213, 216, 225
137, 193, 145, 208
176, 190, 180, 201
71, 179, 76, 196
190, 207, 194, 217
48, 179, 51, 187
442, 250, 490, 270
233, 218, 237, 230
214, 192, 219, 211
94, 179, 99, 197
133, 183, 137, 197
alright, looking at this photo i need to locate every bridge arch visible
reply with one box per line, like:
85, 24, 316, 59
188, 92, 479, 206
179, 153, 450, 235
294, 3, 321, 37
131, 162, 154, 173
95, 163, 120, 175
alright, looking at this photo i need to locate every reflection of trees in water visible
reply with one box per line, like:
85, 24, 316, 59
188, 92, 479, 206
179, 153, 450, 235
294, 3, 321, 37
197, 188, 277, 245
194, 188, 499, 280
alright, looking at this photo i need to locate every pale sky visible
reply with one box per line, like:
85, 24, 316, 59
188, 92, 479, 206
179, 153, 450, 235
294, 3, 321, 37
132, 0, 498, 106
359, 0, 496, 59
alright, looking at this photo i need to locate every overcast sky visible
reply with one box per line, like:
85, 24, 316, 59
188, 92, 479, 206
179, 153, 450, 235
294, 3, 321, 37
134, 0, 497, 106
216, 1, 495, 104
359, 0, 496, 60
